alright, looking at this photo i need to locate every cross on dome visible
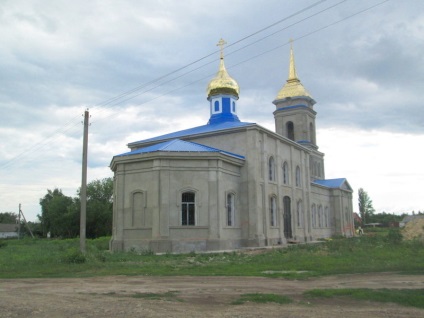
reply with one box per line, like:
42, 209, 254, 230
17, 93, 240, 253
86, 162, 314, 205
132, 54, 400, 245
217, 38, 227, 59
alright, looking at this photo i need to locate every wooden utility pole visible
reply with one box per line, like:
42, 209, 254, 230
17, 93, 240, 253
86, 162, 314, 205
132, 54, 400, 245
80, 109, 89, 253
18, 204, 34, 238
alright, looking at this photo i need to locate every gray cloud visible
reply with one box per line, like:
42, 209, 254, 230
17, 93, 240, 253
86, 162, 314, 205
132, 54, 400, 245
1, 0, 423, 220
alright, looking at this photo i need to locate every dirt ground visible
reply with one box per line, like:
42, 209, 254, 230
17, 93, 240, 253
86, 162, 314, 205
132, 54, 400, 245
1, 273, 423, 317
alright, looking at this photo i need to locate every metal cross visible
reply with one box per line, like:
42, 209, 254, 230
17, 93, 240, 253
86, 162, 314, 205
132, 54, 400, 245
217, 38, 227, 59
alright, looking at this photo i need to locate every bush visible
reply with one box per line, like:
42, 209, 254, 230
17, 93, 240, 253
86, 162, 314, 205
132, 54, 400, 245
387, 229, 403, 244
61, 248, 86, 264
0, 240, 7, 248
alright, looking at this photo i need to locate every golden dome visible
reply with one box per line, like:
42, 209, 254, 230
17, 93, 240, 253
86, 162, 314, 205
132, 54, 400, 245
207, 39, 239, 99
275, 43, 312, 100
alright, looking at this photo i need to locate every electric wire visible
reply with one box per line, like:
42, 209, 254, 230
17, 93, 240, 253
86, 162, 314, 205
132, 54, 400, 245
0, 0, 389, 173
1, 0, 334, 172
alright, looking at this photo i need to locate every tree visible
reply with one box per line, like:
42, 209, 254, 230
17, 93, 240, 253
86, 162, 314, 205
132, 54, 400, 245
38, 189, 78, 237
82, 177, 113, 238
38, 178, 113, 239
0, 212, 18, 223
358, 188, 375, 225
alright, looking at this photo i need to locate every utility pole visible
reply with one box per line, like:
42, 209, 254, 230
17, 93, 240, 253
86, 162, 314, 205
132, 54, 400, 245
18, 204, 34, 238
80, 109, 89, 253
18, 203, 21, 239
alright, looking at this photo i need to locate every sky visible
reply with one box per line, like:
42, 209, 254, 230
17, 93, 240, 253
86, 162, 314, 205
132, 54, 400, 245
1, 0, 423, 222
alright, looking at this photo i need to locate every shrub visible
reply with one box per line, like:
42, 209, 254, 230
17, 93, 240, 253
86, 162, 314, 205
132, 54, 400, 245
387, 229, 403, 244
61, 248, 86, 264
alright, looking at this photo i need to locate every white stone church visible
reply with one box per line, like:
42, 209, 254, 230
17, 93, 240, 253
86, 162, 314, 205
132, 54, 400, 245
109, 41, 354, 253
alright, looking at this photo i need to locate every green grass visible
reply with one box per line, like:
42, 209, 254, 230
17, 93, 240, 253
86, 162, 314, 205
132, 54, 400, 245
232, 293, 292, 305
0, 234, 423, 279
305, 288, 424, 309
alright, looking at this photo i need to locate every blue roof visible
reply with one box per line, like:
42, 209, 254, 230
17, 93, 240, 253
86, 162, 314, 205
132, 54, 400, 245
313, 178, 351, 190
128, 121, 255, 147
116, 139, 245, 159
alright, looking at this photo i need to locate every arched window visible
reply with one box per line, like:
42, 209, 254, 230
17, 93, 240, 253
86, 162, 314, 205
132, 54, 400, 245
181, 192, 195, 225
318, 205, 323, 228
270, 196, 277, 227
324, 207, 329, 227
295, 166, 301, 187
309, 122, 315, 144
232, 101, 236, 113
269, 156, 276, 181
297, 200, 303, 228
311, 204, 317, 228
214, 100, 220, 112
226, 193, 235, 227
132, 191, 147, 227
282, 161, 289, 185
286, 121, 295, 141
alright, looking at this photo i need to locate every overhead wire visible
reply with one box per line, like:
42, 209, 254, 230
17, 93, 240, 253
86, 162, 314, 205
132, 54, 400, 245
0, 0, 389, 172
97, 0, 389, 123
1, 0, 332, 173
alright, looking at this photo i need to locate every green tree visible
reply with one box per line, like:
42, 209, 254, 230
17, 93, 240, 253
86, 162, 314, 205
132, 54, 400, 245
0, 212, 18, 223
358, 188, 375, 225
367, 212, 405, 225
38, 189, 78, 237
74, 177, 113, 238
38, 178, 113, 238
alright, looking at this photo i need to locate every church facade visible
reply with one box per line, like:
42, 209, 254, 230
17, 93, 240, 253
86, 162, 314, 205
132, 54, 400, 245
109, 41, 354, 253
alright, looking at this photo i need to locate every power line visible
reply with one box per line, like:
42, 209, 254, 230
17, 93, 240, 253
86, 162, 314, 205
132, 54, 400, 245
1, 0, 390, 171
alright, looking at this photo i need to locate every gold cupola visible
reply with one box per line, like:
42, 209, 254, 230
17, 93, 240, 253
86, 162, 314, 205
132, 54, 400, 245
207, 38, 240, 100
275, 41, 312, 100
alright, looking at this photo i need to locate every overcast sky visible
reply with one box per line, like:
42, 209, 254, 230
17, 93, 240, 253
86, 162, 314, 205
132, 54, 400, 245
1, 0, 423, 222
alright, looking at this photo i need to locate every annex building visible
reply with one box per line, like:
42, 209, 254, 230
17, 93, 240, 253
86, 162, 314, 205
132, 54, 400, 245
110, 41, 354, 253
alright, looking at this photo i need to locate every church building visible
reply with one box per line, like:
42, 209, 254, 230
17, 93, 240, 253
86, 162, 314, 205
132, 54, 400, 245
109, 40, 354, 253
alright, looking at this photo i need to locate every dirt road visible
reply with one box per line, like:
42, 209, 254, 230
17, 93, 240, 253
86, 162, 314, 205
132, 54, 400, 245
1, 273, 423, 317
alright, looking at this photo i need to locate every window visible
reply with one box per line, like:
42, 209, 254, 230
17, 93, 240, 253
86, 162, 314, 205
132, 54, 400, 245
324, 207, 329, 227
214, 100, 220, 112
270, 196, 277, 227
226, 193, 235, 227
268, 156, 276, 181
309, 122, 315, 144
312, 204, 317, 228
297, 200, 303, 228
295, 166, 301, 187
286, 121, 294, 141
282, 161, 289, 185
232, 101, 236, 113
283, 196, 292, 238
318, 205, 323, 228
181, 192, 195, 225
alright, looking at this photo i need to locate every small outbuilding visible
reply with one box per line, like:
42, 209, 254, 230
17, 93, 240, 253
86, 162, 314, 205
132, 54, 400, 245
0, 224, 18, 239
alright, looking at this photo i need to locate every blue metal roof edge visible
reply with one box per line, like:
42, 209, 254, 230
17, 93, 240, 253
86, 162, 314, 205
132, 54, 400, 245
128, 121, 255, 147
312, 178, 350, 189
116, 139, 245, 160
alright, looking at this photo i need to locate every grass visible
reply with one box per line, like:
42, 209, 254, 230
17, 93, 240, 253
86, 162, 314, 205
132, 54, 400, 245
0, 234, 423, 279
305, 288, 424, 309
232, 293, 292, 305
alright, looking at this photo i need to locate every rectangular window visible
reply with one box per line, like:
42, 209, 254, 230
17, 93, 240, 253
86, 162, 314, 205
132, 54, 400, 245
227, 193, 235, 226
270, 196, 277, 227
182, 192, 195, 225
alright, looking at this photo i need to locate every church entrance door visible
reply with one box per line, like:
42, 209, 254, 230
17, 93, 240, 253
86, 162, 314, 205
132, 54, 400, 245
283, 196, 292, 239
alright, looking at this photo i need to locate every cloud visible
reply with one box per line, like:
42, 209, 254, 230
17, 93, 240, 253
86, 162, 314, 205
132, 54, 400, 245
1, 0, 423, 221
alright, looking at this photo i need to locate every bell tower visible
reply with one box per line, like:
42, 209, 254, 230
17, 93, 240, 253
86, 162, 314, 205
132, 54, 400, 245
273, 41, 325, 180
273, 41, 317, 148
